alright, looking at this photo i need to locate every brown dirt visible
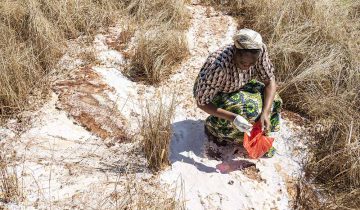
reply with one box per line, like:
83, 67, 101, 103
52, 65, 128, 144
243, 166, 264, 182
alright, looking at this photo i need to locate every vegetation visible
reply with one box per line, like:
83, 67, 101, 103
140, 92, 177, 172
0, 0, 191, 118
123, 0, 191, 84
0, 149, 21, 203
0, 0, 123, 118
3, 0, 358, 208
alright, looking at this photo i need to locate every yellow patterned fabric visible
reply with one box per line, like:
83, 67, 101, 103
203, 79, 282, 145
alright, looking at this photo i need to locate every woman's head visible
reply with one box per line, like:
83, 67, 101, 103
235, 48, 261, 69
232, 28, 263, 69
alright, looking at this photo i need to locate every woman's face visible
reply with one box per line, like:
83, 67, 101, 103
235, 49, 260, 70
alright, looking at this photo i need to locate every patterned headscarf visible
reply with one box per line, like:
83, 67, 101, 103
233, 28, 263, 49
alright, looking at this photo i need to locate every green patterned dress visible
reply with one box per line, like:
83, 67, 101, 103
195, 79, 283, 150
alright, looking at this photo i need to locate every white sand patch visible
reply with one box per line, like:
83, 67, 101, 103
92, 67, 137, 116
160, 118, 306, 210
93, 34, 109, 52
0, 127, 15, 140
1, 93, 154, 209
93, 34, 125, 66
98, 50, 124, 65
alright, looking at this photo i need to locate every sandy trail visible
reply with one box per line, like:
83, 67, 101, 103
0, 4, 308, 210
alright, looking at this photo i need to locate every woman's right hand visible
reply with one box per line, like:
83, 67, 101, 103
197, 103, 252, 135
232, 115, 252, 135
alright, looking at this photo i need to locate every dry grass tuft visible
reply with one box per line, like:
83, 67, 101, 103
124, 0, 191, 31
0, 150, 21, 204
127, 26, 189, 84
202, 0, 360, 208
123, 0, 191, 84
108, 172, 185, 209
139, 92, 177, 172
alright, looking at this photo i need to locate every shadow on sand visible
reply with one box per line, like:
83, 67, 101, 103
170, 119, 254, 174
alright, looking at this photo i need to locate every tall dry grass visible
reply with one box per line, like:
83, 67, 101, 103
139, 93, 177, 172
123, 0, 191, 84
129, 26, 189, 84
0, 0, 123, 118
202, 0, 360, 208
124, 0, 191, 31
0, 150, 21, 203
108, 172, 185, 209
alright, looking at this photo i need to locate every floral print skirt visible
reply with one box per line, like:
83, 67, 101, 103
204, 79, 283, 149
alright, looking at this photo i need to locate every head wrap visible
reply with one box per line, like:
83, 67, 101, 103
233, 28, 263, 49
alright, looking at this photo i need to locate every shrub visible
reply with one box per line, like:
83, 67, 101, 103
123, 0, 191, 84
139, 92, 177, 171
127, 26, 189, 84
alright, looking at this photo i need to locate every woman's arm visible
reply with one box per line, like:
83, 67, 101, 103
259, 77, 277, 133
197, 103, 237, 122
255, 44, 277, 134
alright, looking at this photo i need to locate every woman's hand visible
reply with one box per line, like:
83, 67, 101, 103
259, 111, 271, 135
233, 115, 252, 135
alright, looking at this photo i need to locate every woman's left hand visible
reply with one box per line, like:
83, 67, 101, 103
260, 78, 276, 135
259, 111, 271, 135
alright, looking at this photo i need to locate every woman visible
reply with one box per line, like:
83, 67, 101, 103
193, 28, 282, 158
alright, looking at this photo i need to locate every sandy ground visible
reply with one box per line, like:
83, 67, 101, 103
0, 4, 308, 210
